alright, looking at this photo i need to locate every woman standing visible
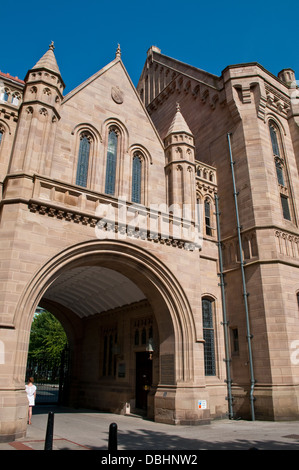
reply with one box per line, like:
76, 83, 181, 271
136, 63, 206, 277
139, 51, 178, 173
25, 377, 37, 424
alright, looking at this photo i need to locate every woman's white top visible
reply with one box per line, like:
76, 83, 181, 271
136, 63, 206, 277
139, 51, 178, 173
25, 384, 37, 406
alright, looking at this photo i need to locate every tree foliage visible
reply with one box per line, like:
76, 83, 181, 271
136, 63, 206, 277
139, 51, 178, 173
28, 310, 68, 381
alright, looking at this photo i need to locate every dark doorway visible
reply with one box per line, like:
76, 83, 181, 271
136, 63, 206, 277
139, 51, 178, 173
135, 352, 152, 411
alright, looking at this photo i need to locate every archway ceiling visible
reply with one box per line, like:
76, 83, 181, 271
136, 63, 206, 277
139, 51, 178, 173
42, 266, 146, 318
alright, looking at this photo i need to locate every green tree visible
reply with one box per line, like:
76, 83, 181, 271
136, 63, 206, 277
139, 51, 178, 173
28, 310, 68, 382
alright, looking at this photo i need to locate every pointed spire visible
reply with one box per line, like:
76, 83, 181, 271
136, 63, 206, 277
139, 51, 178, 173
116, 44, 121, 59
166, 102, 193, 136
32, 41, 61, 75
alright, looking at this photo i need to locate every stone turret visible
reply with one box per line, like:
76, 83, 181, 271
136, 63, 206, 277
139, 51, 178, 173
9, 42, 65, 175
278, 68, 296, 86
164, 103, 196, 218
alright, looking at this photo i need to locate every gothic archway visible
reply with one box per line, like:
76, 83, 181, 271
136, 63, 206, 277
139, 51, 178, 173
13, 239, 198, 425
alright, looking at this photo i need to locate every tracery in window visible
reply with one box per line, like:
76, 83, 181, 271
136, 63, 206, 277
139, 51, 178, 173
105, 128, 118, 195
269, 121, 292, 221
11, 92, 20, 106
202, 297, 216, 376
133, 317, 153, 349
76, 133, 91, 187
270, 123, 280, 157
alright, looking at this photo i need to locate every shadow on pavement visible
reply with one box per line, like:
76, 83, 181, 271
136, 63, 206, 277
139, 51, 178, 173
28, 405, 299, 451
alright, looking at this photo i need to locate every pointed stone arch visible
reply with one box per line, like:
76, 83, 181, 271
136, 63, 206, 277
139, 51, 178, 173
12, 240, 198, 426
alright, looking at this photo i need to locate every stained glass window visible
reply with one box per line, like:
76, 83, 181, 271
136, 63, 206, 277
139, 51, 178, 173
132, 155, 142, 203
75, 134, 90, 187
202, 298, 216, 376
105, 129, 118, 195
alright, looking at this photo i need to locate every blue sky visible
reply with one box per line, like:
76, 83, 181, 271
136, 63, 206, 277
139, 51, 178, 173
2, 0, 298, 94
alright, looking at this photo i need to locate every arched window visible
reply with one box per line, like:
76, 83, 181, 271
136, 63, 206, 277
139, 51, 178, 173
76, 133, 91, 187
11, 92, 20, 106
202, 298, 216, 376
102, 330, 117, 377
196, 196, 201, 231
1, 89, 9, 102
0, 130, 3, 146
105, 128, 118, 195
269, 122, 292, 221
204, 199, 212, 236
270, 123, 280, 157
132, 154, 142, 203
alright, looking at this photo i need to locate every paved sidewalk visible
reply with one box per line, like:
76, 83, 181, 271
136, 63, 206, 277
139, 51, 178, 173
0, 405, 299, 451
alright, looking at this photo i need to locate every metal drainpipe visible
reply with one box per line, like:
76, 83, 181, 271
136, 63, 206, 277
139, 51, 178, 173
215, 193, 234, 419
227, 132, 256, 421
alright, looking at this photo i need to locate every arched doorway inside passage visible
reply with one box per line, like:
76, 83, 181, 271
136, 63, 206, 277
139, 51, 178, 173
11, 239, 205, 434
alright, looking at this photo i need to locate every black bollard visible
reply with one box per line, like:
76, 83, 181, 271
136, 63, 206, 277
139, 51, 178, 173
108, 422, 118, 451
44, 411, 54, 450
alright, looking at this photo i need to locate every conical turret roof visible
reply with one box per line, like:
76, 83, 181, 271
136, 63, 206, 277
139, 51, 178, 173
166, 103, 193, 136
32, 41, 61, 75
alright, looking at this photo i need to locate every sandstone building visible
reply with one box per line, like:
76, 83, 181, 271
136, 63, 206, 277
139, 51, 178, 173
0, 43, 299, 441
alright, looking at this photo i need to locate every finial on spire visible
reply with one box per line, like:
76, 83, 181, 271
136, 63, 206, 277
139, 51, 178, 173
176, 102, 181, 112
116, 44, 121, 58
49, 41, 55, 51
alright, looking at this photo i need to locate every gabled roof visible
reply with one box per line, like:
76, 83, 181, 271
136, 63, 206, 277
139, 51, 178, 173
62, 45, 164, 148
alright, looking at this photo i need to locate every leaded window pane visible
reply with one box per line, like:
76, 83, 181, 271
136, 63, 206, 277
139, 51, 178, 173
132, 155, 142, 203
281, 195, 291, 221
0, 131, 3, 145
205, 200, 212, 236
105, 130, 118, 195
270, 125, 280, 157
196, 198, 201, 231
2, 90, 8, 102
203, 329, 216, 376
76, 135, 90, 187
275, 160, 285, 186
202, 299, 216, 376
